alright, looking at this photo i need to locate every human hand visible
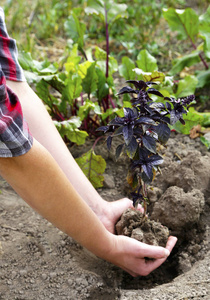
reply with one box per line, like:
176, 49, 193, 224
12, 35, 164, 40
104, 234, 177, 277
99, 197, 143, 234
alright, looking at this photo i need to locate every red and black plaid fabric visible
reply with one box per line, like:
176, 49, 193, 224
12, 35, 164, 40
0, 7, 33, 157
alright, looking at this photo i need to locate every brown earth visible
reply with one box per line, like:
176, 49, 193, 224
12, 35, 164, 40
115, 208, 169, 248
0, 132, 209, 300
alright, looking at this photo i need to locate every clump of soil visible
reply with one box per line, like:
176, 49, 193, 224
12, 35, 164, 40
151, 186, 205, 234
115, 208, 169, 247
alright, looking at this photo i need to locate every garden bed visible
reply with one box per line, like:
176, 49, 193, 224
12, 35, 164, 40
0, 132, 209, 299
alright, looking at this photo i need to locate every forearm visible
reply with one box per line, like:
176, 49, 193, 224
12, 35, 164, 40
6, 80, 107, 215
0, 139, 112, 258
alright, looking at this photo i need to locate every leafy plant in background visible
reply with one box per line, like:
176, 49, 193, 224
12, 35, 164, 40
163, 6, 210, 89
163, 6, 210, 146
98, 79, 195, 213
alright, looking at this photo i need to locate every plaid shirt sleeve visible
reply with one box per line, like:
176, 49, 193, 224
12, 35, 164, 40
0, 7, 33, 157
0, 8, 26, 82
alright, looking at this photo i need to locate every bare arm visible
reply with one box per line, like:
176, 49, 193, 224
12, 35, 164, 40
6, 80, 103, 210
6, 80, 136, 232
0, 139, 177, 276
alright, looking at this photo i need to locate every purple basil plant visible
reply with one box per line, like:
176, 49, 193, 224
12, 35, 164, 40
97, 79, 195, 215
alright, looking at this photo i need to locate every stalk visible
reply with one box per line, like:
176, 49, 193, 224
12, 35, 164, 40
190, 38, 209, 70
103, 4, 110, 112
104, 4, 109, 79
140, 176, 148, 218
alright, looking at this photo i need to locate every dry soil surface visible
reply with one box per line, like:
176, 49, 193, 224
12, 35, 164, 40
0, 133, 209, 300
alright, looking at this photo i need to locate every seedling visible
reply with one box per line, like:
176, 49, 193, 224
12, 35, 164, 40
98, 79, 195, 217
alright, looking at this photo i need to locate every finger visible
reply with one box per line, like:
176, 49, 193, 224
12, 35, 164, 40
136, 204, 144, 213
139, 236, 178, 275
120, 197, 144, 213
166, 236, 178, 252
137, 243, 170, 259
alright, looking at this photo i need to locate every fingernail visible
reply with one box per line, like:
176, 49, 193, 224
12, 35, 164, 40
164, 249, 170, 257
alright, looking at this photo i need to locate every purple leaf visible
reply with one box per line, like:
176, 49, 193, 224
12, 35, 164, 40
123, 124, 133, 145
142, 163, 153, 180
107, 136, 112, 150
156, 123, 171, 144
142, 135, 156, 154
147, 88, 164, 97
117, 86, 137, 95
137, 117, 156, 125
148, 154, 164, 166
125, 137, 138, 158
115, 143, 124, 160
96, 126, 109, 132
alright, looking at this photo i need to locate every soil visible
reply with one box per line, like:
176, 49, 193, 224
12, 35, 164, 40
115, 209, 169, 248
0, 132, 210, 300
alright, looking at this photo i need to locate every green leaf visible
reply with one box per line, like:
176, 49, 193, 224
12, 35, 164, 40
66, 129, 88, 145
133, 70, 165, 83
41, 74, 65, 94
200, 33, 210, 60
19, 51, 57, 74
119, 56, 136, 80
54, 118, 88, 145
62, 74, 82, 107
64, 11, 86, 50
175, 75, 198, 98
196, 69, 210, 88
78, 61, 92, 79
136, 50, 158, 72
163, 7, 199, 42
200, 112, 210, 127
95, 67, 109, 101
82, 62, 98, 96
85, 0, 127, 25
200, 136, 210, 150
105, 2, 127, 24
169, 51, 200, 75
64, 48, 82, 74
78, 100, 101, 121
186, 108, 210, 127
75, 149, 106, 188
101, 107, 122, 120
54, 118, 81, 131
23, 70, 39, 84
85, 0, 105, 21
35, 80, 50, 103
199, 6, 210, 59
95, 47, 118, 75
95, 46, 107, 61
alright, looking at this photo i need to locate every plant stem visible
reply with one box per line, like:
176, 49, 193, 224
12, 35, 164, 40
140, 177, 148, 217
104, 4, 109, 79
190, 38, 209, 70
92, 136, 105, 151
109, 95, 116, 108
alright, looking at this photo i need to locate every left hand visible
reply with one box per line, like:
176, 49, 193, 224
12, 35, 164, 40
99, 198, 144, 234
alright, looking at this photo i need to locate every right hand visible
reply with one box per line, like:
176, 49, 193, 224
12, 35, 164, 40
103, 234, 177, 277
